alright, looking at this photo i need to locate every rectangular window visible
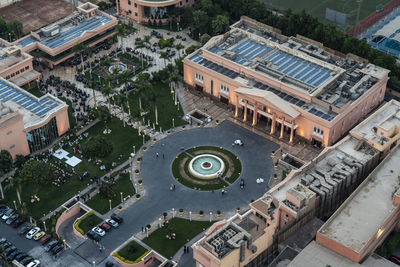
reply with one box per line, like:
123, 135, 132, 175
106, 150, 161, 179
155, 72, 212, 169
25, 66, 29, 70
128, 10, 132, 14
16, 70, 20, 75
135, 12, 138, 16
134, 3, 137, 7
21, 68, 24, 72
128, 0, 131, 5
220, 84, 229, 94
195, 73, 203, 83
180, 1, 183, 6
7, 130, 12, 135
9, 144, 15, 149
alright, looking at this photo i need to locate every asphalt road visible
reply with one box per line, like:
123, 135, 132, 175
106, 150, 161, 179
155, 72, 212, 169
100, 120, 279, 252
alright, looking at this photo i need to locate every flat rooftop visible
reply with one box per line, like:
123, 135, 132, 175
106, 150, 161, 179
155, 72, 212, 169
0, 77, 66, 127
351, 100, 400, 145
319, 145, 400, 253
288, 241, 397, 267
271, 136, 378, 203
17, 11, 113, 50
188, 17, 389, 123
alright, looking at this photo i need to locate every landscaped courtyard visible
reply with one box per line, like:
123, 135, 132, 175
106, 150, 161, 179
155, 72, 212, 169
142, 218, 214, 259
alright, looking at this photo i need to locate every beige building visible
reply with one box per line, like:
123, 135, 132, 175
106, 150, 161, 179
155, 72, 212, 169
192, 100, 400, 267
0, 43, 41, 87
1, 3, 118, 68
184, 17, 390, 147
0, 77, 69, 158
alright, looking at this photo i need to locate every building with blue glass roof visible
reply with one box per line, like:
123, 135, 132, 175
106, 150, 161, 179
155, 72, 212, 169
0, 77, 69, 158
6, 2, 118, 68
184, 17, 390, 147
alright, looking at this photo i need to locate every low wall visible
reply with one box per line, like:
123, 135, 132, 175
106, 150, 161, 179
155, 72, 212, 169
112, 251, 159, 267
55, 203, 82, 235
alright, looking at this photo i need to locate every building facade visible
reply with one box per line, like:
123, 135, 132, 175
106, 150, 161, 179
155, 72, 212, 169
184, 17, 390, 147
116, 0, 195, 24
0, 44, 41, 87
0, 3, 118, 68
192, 100, 400, 267
0, 77, 69, 158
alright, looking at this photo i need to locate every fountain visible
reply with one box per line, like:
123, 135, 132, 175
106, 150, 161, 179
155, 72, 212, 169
189, 154, 225, 179
108, 58, 127, 74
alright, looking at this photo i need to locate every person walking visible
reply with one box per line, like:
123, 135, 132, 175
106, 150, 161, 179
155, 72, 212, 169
156, 152, 159, 158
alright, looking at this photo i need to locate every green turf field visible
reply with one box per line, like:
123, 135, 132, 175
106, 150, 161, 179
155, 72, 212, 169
261, 0, 391, 29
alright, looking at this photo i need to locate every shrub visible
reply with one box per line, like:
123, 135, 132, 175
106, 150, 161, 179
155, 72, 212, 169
135, 194, 140, 198
179, 208, 183, 212
82, 135, 113, 158
74, 219, 84, 234
199, 210, 204, 215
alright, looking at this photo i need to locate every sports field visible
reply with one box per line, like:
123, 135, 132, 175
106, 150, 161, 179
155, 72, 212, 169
261, 0, 391, 29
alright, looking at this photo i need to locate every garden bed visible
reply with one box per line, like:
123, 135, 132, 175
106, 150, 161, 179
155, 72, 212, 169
114, 240, 149, 264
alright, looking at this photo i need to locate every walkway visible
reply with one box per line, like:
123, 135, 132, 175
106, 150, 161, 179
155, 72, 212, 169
58, 209, 86, 249
98, 120, 279, 253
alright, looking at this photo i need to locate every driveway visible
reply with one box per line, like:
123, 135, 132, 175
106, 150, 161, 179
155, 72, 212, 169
100, 120, 279, 252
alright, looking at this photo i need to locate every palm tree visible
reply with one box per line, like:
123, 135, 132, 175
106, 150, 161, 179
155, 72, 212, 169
5, 176, 24, 205
175, 43, 184, 57
160, 51, 169, 68
135, 41, 146, 68
72, 42, 86, 73
116, 23, 126, 49
115, 94, 127, 127
102, 78, 113, 113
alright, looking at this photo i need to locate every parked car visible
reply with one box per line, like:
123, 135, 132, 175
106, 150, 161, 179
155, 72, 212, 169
105, 262, 116, 267
18, 224, 33, 235
6, 214, 18, 225
33, 231, 46, 241
27, 260, 41, 267
233, 139, 244, 146
15, 252, 28, 262
99, 222, 111, 232
4, 245, 17, 255
51, 244, 64, 255
0, 237, 6, 245
12, 218, 25, 228
20, 256, 34, 266
389, 255, 400, 265
92, 226, 106, 236
44, 240, 58, 252
7, 250, 20, 261
87, 231, 101, 242
26, 227, 41, 239
111, 213, 123, 223
1, 208, 14, 221
39, 234, 52, 245
105, 219, 118, 228
0, 241, 11, 250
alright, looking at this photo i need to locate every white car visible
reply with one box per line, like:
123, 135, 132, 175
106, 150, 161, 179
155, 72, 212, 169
92, 227, 106, 237
27, 260, 41, 267
26, 227, 41, 239
1, 209, 14, 221
105, 219, 119, 228
233, 139, 244, 146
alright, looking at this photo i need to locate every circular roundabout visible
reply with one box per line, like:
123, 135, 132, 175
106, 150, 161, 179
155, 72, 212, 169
172, 146, 242, 191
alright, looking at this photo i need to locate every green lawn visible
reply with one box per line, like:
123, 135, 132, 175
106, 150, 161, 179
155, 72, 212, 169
117, 240, 148, 262
79, 213, 103, 234
142, 218, 214, 258
261, 0, 391, 30
84, 116, 148, 166
126, 81, 187, 131
85, 173, 135, 214
2, 116, 145, 219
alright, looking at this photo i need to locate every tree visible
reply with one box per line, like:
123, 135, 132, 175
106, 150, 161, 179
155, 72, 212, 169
159, 51, 169, 68
192, 10, 209, 35
135, 41, 146, 68
211, 14, 229, 35
82, 135, 113, 158
14, 155, 26, 169
6, 19, 22, 40
175, 43, 184, 57
5, 176, 24, 205
20, 160, 55, 186
0, 150, 12, 175
72, 42, 86, 73
0, 18, 7, 39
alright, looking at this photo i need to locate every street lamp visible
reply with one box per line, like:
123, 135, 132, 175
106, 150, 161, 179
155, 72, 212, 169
109, 199, 112, 211
172, 118, 175, 128
210, 212, 212, 222
93, 261, 96, 267
133, 145, 136, 155
172, 208, 175, 218
120, 192, 123, 203
142, 134, 145, 145
13, 200, 17, 210
189, 211, 192, 221
43, 220, 47, 231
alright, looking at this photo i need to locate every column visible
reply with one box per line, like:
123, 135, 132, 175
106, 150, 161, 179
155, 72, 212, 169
270, 112, 276, 135
235, 95, 239, 118
243, 100, 248, 122
252, 102, 258, 126
290, 120, 295, 144
280, 116, 285, 139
